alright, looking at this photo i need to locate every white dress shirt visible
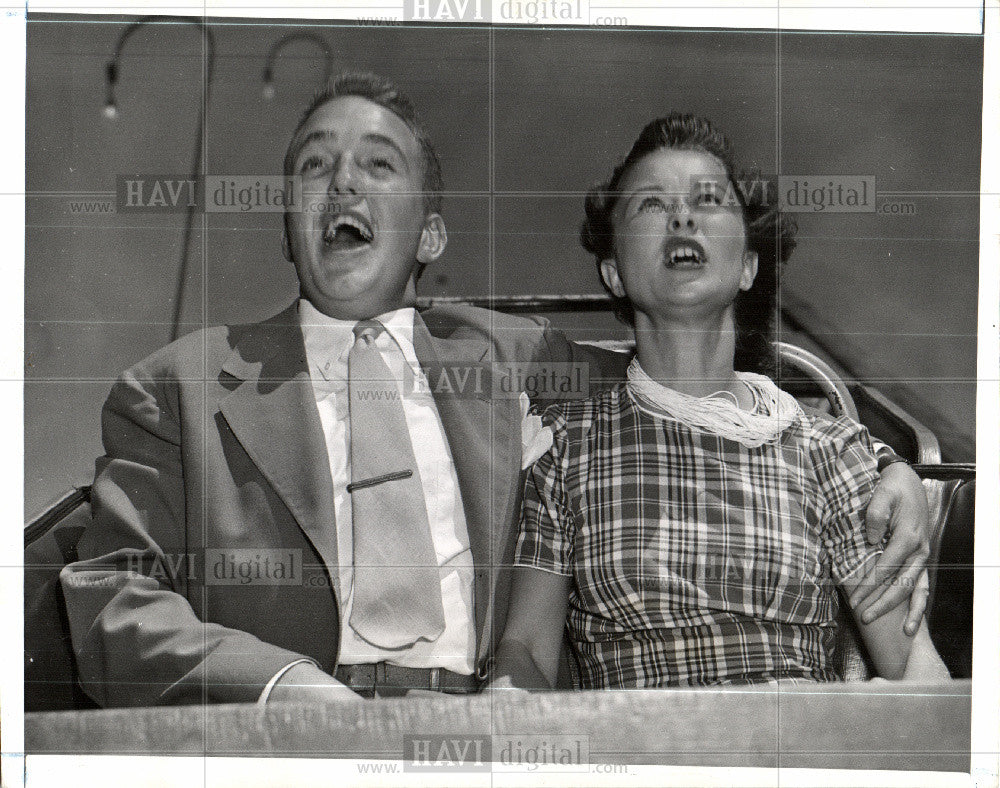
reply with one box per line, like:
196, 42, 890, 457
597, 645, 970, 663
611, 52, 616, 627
297, 298, 476, 674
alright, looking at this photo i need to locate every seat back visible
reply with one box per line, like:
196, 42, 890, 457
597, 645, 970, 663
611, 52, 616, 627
774, 341, 859, 421
24, 488, 98, 711
924, 474, 975, 678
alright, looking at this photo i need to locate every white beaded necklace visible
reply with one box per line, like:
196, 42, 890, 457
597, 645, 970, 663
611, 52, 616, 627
625, 357, 803, 448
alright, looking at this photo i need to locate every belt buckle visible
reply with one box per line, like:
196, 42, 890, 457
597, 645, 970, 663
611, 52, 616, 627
475, 655, 494, 683
428, 667, 441, 691
342, 663, 378, 699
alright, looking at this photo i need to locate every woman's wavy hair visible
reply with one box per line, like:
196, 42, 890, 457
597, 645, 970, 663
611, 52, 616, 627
580, 113, 797, 376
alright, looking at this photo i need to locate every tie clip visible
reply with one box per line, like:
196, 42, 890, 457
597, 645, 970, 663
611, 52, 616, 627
347, 469, 413, 493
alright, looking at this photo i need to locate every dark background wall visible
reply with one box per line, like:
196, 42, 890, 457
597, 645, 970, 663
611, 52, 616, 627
25, 17, 982, 515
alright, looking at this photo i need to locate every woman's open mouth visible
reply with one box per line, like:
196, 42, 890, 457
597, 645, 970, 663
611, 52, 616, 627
663, 240, 706, 269
322, 211, 374, 252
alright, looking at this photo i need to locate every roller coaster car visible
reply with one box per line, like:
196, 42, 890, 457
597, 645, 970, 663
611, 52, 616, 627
23, 297, 976, 711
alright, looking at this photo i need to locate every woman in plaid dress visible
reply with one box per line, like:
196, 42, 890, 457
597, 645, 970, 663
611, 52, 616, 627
493, 115, 947, 689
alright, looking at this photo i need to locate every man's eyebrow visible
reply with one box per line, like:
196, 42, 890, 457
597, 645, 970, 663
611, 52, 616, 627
361, 133, 410, 169
289, 130, 336, 162
289, 130, 411, 170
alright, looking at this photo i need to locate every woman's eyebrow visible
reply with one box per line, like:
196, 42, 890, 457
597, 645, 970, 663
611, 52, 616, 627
619, 183, 660, 201
623, 183, 688, 200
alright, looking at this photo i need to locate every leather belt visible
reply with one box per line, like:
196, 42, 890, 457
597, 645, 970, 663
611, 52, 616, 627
335, 662, 480, 698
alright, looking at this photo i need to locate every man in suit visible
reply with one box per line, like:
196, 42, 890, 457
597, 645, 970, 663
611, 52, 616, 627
60, 73, 931, 707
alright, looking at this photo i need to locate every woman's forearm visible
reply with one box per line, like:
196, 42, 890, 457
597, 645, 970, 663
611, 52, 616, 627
901, 622, 951, 681
491, 566, 572, 691
492, 638, 557, 691
842, 564, 948, 681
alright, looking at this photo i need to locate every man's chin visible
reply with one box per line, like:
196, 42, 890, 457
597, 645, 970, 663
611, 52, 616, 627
303, 280, 411, 321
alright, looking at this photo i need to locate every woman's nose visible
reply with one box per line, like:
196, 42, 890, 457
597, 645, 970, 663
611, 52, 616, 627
668, 208, 697, 234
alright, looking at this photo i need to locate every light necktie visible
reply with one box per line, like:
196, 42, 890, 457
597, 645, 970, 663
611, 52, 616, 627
347, 320, 446, 648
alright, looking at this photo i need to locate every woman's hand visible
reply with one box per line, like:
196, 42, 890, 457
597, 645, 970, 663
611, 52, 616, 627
852, 462, 931, 634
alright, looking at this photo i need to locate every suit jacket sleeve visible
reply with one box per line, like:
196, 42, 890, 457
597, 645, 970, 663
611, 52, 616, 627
60, 363, 311, 708
531, 320, 630, 408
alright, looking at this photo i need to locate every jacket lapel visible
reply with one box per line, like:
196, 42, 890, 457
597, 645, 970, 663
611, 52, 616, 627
218, 304, 340, 595
217, 305, 523, 666
413, 313, 521, 666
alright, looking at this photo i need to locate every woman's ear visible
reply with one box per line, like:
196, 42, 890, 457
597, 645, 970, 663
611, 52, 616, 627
416, 213, 448, 265
599, 259, 626, 298
739, 250, 759, 291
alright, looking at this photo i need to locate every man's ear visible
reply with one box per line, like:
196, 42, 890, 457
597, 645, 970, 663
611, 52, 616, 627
739, 250, 759, 291
416, 213, 448, 265
599, 259, 626, 298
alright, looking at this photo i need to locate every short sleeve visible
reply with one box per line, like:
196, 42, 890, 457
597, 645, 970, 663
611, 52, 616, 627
809, 416, 883, 584
514, 408, 575, 576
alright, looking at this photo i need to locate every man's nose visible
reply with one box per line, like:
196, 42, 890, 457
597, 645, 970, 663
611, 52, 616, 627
329, 156, 359, 199
668, 204, 697, 234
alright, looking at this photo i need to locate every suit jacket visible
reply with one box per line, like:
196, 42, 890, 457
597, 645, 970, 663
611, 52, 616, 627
60, 302, 627, 707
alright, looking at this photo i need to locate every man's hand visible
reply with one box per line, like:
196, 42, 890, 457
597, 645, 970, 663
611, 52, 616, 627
482, 673, 534, 700
267, 661, 365, 704
850, 462, 931, 635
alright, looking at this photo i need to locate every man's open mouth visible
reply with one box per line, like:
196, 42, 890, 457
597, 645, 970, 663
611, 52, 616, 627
323, 212, 374, 251
664, 241, 706, 269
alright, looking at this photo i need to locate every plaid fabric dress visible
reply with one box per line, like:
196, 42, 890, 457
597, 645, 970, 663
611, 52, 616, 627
515, 382, 882, 688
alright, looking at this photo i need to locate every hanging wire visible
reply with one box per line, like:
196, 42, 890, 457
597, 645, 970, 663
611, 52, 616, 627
104, 16, 216, 342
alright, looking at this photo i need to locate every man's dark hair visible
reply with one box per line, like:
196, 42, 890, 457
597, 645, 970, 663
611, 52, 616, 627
580, 113, 797, 375
284, 71, 444, 216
